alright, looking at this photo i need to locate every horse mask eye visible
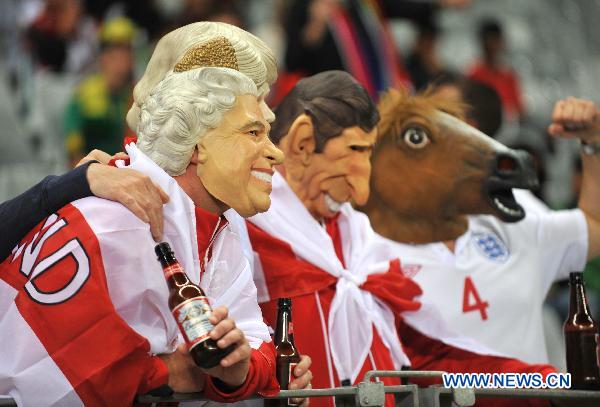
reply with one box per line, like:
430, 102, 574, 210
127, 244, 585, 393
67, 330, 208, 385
402, 126, 429, 149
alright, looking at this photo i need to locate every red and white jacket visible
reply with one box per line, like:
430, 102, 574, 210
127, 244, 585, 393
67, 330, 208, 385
0, 145, 278, 406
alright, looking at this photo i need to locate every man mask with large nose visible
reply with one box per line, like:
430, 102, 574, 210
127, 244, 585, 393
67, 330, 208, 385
270, 71, 379, 220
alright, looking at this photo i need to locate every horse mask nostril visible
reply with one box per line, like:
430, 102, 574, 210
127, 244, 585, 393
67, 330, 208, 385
496, 155, 518, 174
492, 150, 539, 189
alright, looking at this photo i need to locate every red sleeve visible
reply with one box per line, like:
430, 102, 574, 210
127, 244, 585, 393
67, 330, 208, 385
399, 322, 554, 407
138, 356, 169, 395
203, 341, 280, 402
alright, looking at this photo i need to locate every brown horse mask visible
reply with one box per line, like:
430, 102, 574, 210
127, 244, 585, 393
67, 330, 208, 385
362, 88, 538, 244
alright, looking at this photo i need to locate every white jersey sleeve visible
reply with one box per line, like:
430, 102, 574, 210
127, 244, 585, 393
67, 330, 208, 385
535, 208, 588, 291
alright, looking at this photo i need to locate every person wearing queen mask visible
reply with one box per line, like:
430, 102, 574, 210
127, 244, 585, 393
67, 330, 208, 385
0, 22, 311, 406
235, 71, 556, 407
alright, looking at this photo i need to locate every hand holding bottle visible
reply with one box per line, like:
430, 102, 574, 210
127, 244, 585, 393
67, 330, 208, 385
288, 354, 313, 406
202, 306, 252, 388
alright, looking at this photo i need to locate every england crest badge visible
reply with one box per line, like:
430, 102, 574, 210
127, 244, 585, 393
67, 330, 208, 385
472, 232, 509, 263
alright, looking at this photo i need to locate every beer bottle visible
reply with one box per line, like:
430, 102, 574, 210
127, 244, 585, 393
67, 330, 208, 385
564, 271, 600, 390
268, 298, 301, 406
155, 242, 233, 369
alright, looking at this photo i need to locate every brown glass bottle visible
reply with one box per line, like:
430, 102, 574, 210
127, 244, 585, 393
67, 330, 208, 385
155, 242, 233, 369
267, 298, 302, 407
564, 272, 600, 390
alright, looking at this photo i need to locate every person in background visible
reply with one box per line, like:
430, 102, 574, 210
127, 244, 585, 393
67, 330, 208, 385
405, 20, 453, 91
25, 0, 97, 74
176, 0, 245, 29
430, 74, 550, 214
467, 18, 526, 121
279, 0, 403, 102
431, 73, 503, 137
278, 0, 471, 103
63, 17, 135, 165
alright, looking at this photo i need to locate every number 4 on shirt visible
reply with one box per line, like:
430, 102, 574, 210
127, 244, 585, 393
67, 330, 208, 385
462, 276, 489, 320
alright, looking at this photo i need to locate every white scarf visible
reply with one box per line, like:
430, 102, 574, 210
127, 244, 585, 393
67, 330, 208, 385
249, 172, 411, 383
121, 144, 270, 349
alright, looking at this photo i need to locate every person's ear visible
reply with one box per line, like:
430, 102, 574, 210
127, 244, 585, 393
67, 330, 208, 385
288, 113, 316, 166
196, 139, 208, 164
189, 147, 199, 165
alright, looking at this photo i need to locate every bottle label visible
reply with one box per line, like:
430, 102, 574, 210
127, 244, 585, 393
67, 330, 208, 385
172, 297, 214, 347
164, 263, 185, 279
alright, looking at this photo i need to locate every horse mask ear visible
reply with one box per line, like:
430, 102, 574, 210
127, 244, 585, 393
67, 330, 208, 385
287, 113, 316, 166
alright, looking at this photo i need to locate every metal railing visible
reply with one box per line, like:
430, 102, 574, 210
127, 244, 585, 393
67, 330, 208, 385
137, 370, 600, 406
4, 370, 600, 406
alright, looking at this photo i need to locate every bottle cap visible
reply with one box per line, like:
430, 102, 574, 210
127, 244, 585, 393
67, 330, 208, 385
278, 297, 292, 308
155, 242, 176, 263
569, 272, 584, 284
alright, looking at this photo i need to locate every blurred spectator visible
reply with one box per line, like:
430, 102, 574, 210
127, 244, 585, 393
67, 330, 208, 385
467, 18, 525, 120
63, 17, 134, 165
82, 0, 164, 40
405, 20, 453, 91
25, 0, 97, 74
431, 74, 503, 137
278, 0, 471, 103
176, 0, 245, 28
280, 0, 407, 101
431, 74, 550, 214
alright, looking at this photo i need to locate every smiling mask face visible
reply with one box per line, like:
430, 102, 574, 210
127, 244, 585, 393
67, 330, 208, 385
197, 94, 284, 217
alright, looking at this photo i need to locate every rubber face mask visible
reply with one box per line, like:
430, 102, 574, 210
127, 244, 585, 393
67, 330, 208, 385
299, 126, 377, 219
197, 94, 284, 217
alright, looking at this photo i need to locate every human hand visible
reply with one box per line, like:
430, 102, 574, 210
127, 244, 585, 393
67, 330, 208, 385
159, 344, 206, 393
78, 150, 170, 241
288, 355, 313, 406
76, 149, 126, 166
203, 306, 252, 388
548, 97, 600, 144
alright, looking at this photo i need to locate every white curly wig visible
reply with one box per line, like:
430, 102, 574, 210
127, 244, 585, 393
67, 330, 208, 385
127, 21, 277, 132
136, 67, 258, 176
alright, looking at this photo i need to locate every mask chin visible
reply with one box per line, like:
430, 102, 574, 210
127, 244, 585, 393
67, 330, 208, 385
198, 171, 242, 215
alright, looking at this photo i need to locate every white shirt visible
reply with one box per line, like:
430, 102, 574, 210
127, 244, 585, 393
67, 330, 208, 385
513, 189, 551, 215
387, 210, 588, 364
